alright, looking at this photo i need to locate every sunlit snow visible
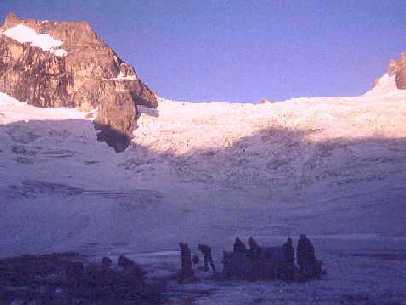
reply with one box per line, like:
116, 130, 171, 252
1, 74, 406, 304
2, 24, 67, 57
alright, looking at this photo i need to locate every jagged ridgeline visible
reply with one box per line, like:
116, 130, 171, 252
0, 13, 158, 152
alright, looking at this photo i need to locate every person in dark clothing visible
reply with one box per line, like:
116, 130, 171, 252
233, 237, 247, 253
277, 237, 297, 281
192, 254, 200, 266
297, 234, 316, 272
118, 255, 147, 278
101, 256, 113, 269
118, 255, 134, 269
248, 237, 261, 258
282, 237, 295, 265
179, 243, 194, 279
198, 243, 216, 272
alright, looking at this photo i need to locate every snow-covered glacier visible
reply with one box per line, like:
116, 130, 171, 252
1, 77, 406, 303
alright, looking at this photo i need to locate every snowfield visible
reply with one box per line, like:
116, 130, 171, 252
1, 75, 406, 304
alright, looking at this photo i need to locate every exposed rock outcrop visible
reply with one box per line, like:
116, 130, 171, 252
0, 34, 73, 107
389, 52, 406, 89
95, 90, 137, 152
0, 13, 157, 152
395, 64, 406, 90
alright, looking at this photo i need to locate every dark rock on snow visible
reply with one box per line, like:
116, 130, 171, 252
0, 252, 161, 305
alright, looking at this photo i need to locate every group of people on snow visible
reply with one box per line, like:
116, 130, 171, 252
179, 234, 321, 282
233, 234, 317, 271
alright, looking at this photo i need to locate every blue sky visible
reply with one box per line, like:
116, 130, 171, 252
1, 0, 406, 102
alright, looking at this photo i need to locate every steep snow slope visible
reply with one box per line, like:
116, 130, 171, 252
0, 80, 406, 257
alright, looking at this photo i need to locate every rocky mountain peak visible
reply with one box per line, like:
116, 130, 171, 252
0, 13, 157, 152
3, 12, 103, 52
389, 52, 406, 89
368, 52, 406, 95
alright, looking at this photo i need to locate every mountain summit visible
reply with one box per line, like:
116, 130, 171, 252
0, 13, 157, 152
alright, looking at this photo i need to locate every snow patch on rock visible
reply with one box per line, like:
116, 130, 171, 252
116, 71, 137, 80
2, 24, 67, 57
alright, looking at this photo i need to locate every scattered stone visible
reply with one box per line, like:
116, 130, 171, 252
0, 252, 161, 305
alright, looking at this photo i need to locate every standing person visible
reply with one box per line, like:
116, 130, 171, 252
279, 237, 296, 281
297, 234, 316, 272
233, 237, 247, 253
198, 244, 216, 272
179, 243, 194, 279
283, 237, 295, 265
248, 237, 261, 258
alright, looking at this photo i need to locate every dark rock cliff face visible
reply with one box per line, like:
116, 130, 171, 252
94, 90, 138, 153
0, 35, 73, 107
0, 13, 157, 152
397, 68, 406, 89
389, 53, 406, 90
